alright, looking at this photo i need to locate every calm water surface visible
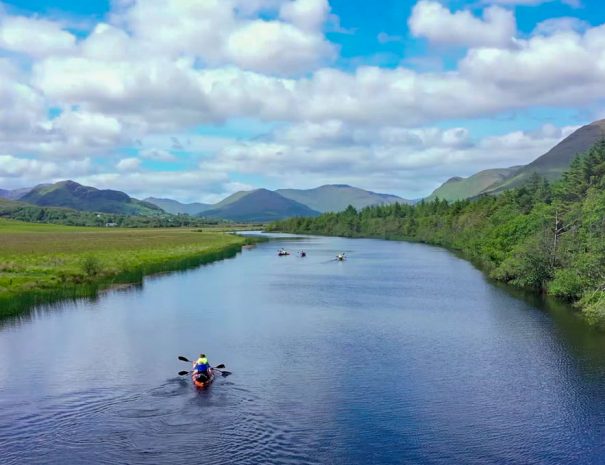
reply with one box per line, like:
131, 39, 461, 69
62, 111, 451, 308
1, 234, 604, 464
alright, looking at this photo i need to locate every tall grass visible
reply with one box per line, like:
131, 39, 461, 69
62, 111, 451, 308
0, 219, 257, 318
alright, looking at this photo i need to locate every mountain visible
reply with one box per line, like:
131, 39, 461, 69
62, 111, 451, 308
426, 167, 521, 202
211, 190, 252, 209
276, 184, 408, 213
20, 180, 163, 215
201, 189, 320, 222
144, 197, 211, 215
484, 120, 605, 194
427, 119, 605, 201
0, 187, 34, 200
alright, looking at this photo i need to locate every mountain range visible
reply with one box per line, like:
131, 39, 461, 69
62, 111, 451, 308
143, 197, 211, 215
1, 182, 405, 222
276, 184, 406, 213
428, 119, 605, 201
3, 120, 602, 222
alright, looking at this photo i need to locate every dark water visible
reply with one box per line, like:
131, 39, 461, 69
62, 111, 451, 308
1, 234, 604, 465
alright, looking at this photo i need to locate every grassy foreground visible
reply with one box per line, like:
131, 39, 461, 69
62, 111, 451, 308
0, 219, 252, 318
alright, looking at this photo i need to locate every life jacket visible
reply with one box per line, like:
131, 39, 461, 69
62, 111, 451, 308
194, 357, 209, 372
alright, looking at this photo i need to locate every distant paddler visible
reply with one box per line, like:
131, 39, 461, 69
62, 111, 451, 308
336, 252, 345, 261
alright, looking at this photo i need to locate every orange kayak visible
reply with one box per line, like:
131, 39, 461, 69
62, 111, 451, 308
192, 368, 215, 389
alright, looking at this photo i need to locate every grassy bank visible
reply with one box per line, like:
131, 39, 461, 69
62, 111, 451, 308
0, 219, 253, 318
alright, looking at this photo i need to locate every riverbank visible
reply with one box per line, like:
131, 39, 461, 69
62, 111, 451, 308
0, 219, 257, 318
268, 152, 605, 331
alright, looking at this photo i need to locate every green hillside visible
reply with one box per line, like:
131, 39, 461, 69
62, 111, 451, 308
202, 189, 320, 222
427, 167, 520, 202
21, 180, 162, 215
485, 120, 605, 194
0, 197, 217, 227
276, 184, 407, 213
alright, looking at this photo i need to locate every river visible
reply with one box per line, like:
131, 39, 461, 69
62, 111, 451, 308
1, 234, 604, 464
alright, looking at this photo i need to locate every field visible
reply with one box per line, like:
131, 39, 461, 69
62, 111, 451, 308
0, 219, 252, 317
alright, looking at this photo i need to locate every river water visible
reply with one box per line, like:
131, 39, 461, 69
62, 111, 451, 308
1, 234, 604, 464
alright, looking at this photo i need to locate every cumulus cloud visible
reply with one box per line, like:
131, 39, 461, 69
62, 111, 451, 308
0, 0, 603, 200
279, 0, 330, 31
0, 15, 76, 57
113, 0, 334, 75
533, 17, 589, 35
116, 157, 141, 171
195, 123, 575, 197
0, 155, 91, 183
409, 1, 516, 48
76, 169, 232, 203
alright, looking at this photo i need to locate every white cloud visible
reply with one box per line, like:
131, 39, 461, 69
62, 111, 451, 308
76, 170, 231, 203
195, 123, 574, 197
0, 15, 76, 57
226, 20, 335, 75
116, 157, 141, 171
279, 0, 330, 31
0, 0, 603, 200
113, 0, 334, 75
533, 17, 589, 35
0, 155, 91, 182
409, 1, 516, 48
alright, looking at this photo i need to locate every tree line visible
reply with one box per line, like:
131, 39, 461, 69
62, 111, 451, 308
269, 140, 605, 327
0, 203, 226, 228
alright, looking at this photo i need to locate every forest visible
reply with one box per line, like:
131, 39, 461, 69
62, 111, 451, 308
269, 141, 605, 327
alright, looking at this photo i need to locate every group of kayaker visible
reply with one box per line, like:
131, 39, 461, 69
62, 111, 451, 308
278, 249, 308, 257
278, 249, 346, 260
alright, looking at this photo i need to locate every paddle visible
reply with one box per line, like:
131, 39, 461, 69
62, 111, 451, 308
178, 356, 231, 376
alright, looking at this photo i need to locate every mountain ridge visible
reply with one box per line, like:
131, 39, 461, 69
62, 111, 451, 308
201, 189, 320, 222
20, 180, 163, 215
427, 119, 605, 201
276, 184, 408, 213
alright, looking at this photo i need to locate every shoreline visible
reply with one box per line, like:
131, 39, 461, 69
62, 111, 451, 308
0, 223, 262, 320
267, 228, 603, 329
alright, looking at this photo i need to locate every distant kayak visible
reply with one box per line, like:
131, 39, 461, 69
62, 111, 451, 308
336, 253, 346, 261
192, 368, 215, 389
278, 250, 290, 256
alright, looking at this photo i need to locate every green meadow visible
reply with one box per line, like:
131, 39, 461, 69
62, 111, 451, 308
0, 219, 252, 318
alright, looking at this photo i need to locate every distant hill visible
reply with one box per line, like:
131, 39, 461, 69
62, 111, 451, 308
426, 167, 520, 202
276, 184, 408, 213
144, 197, 211, 215
202, 189, 320, 222
427, 120, 605, 201
484, 120, 605, 194
20, 180, 163, 215
0, 187, 34, 200
211, 190, 252, 209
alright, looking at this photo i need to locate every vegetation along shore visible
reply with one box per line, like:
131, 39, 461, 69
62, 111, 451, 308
0, 220, 256, 318
269, 141, 605, 328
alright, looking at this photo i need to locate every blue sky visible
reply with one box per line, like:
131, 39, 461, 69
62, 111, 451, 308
1, 0, 604, 202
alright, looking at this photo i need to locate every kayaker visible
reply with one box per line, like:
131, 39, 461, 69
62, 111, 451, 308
192, 354, 210, 381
